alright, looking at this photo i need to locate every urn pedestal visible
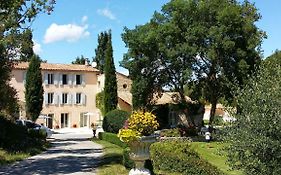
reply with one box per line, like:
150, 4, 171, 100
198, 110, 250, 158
128, 135, 157, 175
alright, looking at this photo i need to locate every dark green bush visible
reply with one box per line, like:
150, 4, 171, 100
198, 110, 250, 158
0, 114, 46, 151
102, 109, 130, 133
98, 132, 127, 148
123, 147, 135, 169
160, 128, 181, 137
150, 141, 223, 175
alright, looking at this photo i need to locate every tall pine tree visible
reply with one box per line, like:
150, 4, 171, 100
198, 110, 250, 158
104, 31, 118, 114
94, 31, 109, 73
25, 55, 44, 121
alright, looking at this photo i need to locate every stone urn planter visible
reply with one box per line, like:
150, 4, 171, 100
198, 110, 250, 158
128, 135, 157, 175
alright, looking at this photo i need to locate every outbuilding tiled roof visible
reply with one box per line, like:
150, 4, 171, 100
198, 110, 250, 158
13, 62, 100, 72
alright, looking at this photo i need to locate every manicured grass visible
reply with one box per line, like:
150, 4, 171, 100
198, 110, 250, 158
190, 142, 243, 175
93, 139, 129, 175
0, 149, 29, 165
0, 141, 50, 166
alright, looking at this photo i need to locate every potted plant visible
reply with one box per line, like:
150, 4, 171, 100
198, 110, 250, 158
118, 110, 159, 175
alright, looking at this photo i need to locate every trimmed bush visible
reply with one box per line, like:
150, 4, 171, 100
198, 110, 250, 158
150, 141, 223, 175
98, 132, 127, 148
102, 109, 130, 133
123, 147, 135, 169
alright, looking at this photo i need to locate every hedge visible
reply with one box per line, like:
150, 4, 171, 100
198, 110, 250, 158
150, 140, 224, 175
98, 132, 127, 148
102, 109, 130, 134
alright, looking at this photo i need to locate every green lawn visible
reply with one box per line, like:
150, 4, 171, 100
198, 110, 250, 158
0, 149, 30, 165
0, 141, 50, 166
93, 139, 129, 175
190, 142, 243, 175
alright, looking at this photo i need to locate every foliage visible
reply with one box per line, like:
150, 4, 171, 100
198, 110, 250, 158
93, 31, 110, 73
71, 55, 89, 65
96, 91, 105, 116
152, 104, 169, 129
212, 116, 225, 126
160, 128, 181, 137
118, 129, 141, 143
103, 30, 118, 114
0, 0, 54, 116
118, 110, 159, 144
150, 140, 224, 175
25, 55, 44, 121
121, 0, 264, 125
128, 111, 159, 135
122, 147, 135, 169
102, 109, 129, 134
93, 139, 129, 175
98, 132, 127, 148
223, 54, 281, 175
19, 29, 34, 61
0, 114, 46, 152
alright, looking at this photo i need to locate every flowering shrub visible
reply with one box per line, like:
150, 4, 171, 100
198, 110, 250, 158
118, 111, 159, 143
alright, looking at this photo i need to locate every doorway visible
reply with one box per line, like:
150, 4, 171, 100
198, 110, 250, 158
80, 113, 88, 127
61, 113, 69, 128
47, 114, 53, 129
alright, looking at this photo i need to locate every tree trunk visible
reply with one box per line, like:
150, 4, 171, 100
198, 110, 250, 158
209, 99, 217, 125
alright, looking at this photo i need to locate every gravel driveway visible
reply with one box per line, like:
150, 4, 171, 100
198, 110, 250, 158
0, 128, 103, 175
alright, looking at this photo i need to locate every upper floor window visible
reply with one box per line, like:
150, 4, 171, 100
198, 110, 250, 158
62, 93, 68, 104
48, 74, 54, 84
76, 93, 81, 104
76, 75, 82, 85
62, 74, 68, 85
48, 93, 54, 104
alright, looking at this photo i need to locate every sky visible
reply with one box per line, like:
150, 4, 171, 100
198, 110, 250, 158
31, 0, 281, 75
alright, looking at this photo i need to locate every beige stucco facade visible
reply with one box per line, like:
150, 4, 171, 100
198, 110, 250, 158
10, 62, 102, 129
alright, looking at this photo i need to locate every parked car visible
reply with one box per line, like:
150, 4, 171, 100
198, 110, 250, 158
16, 119, 52, 138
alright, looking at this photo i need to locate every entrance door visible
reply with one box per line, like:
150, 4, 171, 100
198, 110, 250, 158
47, 114, 53, 129
80, 113, 88, 127
61, 113, 69, 128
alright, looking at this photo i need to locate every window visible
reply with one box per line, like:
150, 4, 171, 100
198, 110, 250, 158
47, 93, 54, 104
76, 93, 81, 104
61, 113, 69, 128
76, 75, 81, 85
123, 84, 127, 89
62, 74, 67, 85
48, 74, 54, 84
62, 93, 68, 104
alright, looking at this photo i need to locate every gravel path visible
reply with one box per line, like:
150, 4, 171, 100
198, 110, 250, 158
0, 128, 103, 175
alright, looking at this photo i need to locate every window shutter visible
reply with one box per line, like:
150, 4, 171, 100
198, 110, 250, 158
82, 74, 85, 86
44, 73, 48, 85
74, 93, 77, 104
81, 93, 86, 105
59, 93, 63, 105
54, 74, 59, 86
74, 74, 77, 85
44, 93, 48, 106
23, 71, 27, 84
59, 74, 63, 85
67, 93, 72, 105
68, 74, 72, 85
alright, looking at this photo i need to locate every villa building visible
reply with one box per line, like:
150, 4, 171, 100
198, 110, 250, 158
10, 62, 132, 129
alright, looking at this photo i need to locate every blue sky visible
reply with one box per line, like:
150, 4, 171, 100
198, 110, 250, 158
31, 0, 281, 75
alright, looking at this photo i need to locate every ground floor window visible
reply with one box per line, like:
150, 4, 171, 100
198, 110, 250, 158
61, 113, 69, 128
47, 114, 54, 129
80, 113, 88, 127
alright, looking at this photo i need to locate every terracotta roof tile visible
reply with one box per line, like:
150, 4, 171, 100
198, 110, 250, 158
13, 62, 100, 72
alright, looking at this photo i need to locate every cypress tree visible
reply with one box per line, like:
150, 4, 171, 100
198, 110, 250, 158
94, 31, 109, 73
25, 55, 44, 121
104, 31, 118, 114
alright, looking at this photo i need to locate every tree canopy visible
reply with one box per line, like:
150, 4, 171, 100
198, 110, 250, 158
121, 0, 264, 125
0, 0, 55, 117
94, 31, 109, 73
224, 51, 281, 174
71, 55, 89, 65
104, 31, 118, 114
25, 55, 44, 121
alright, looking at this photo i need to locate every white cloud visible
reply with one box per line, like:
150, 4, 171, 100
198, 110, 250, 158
97, 8, 116, 20
33, 40, 42, 54
43, 23, 90, 44
81, 15, 88, 23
